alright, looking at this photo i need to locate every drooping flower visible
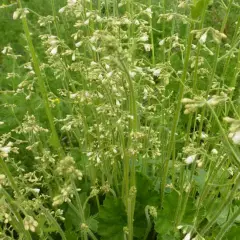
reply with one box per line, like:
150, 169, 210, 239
183, 232, 191, 240
199, 32, 207, 45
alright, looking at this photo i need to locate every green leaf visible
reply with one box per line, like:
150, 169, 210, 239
136, 172, 160, 206
65, 231, 79, 240
194, 169, 207, 192
191, 0, 208, 19
86, 215, 98, 233
154, 191, 178, 235
224, 225, 240, 240
97, 196, 127, 240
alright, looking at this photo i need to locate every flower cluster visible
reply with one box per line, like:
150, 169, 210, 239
23, 216, 38, 232
56, 156, 83, 180
52, 184, 75, 206
224, 117, 240, 145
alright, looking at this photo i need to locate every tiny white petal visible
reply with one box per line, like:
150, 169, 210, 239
211, 149, 218, 155
153, 69, 161, 77
185, 155, 197, 165
59, 7, 65, 13
0, 146, 11, 154
144, 44, 151, 52
231, 131, 240, 145
75, 41, 82, 47
159, 39, 165, 46
183, 233, 191, 240
199, 32, 207, 45
13, 10, 20, 20
129, 71, 136, 78
33, 188, 40, 193
139, 34, 149, 42
72, 53, 76, 61
50, 47, 58, 55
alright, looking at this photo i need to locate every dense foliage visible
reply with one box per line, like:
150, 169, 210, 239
0, 0, 240, 239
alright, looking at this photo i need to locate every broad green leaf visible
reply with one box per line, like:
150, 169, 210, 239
97, 196, 127, 240
86, 215, 98, 233
136, 172, 160, 206
154, 191, 178, 235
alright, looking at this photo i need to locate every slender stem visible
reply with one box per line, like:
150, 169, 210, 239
17, 0, 64, 156
0, 157, 20, 197
200, 174, 240, 235
197, 0, 234, 146
160, 22, 194, 206
0, 188, 32, 240
40, 206, 67, 240
208, 104, 240, 168
148, 0, 155, 65
215, 207, 240, 240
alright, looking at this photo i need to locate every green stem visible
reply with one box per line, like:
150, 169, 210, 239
200, 174, 240, 235
148, 0, 155, 65
0, 158, 20, 197
160, 22, 194, 206
17, 0, 64, 157
0, 188, 32, 240
40, 206, 67, 240
208, 104, 240, 168
215, 207, 240, 240
197, 0, 234, 145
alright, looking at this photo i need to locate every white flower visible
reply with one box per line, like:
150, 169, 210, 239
50, 46, 58, 55
70, 93, 78, 99
145, 8, 153, 18
2, 47, 7, 54
153, 69, 161, 77
167, 14, 174, 21
211, 148, 218, 155
84, 19, 89, 25
185, 155, 197, 165
13, 9, 20, 20
178, 1, 186, 8
183, 232, 191, 240
96, 15, 102, 22
106, 71, 113, 78
0, 121, 4, 125
192, 44, 196, 49
139, 34, 149, 42
72, 53, 76, 61
134, 19, 140, 25
201, 132, 208, 139
24, 216, 38, 232
75, 41, 82, 47
96, 155, 101, 163
0, 146, 11, 154
33, 188, 40, 193
49, 39, 58, 46
129, 71, 136, 78
67, 0, 77, 6
207, 98, 219, 106
230, 131, 240, 145
159, 39, 165, 46
59, 7, 65, 13
199, 32, 207, 45
144, 44, 151, 52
